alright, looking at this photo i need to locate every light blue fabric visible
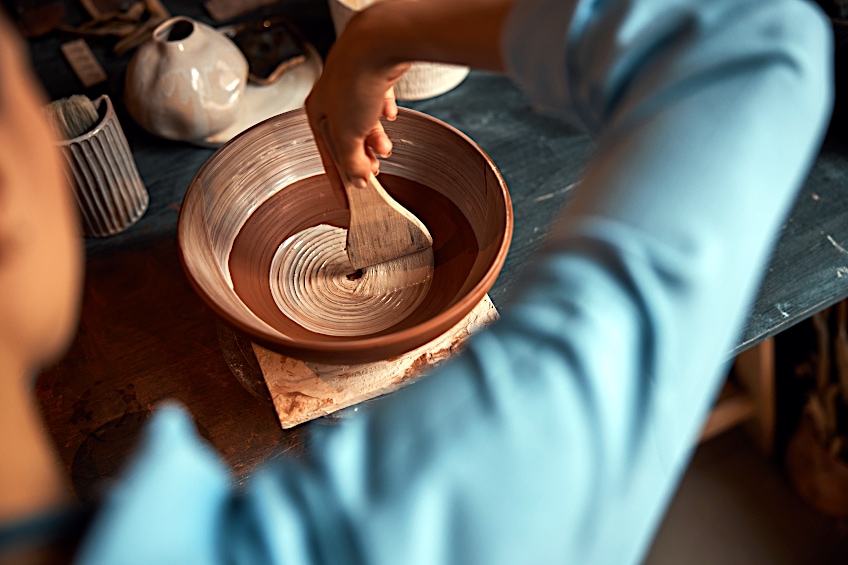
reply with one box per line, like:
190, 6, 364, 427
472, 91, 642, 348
76, 0, 833, 563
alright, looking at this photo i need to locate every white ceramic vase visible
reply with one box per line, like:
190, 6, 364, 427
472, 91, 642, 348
125, 16, 248, 142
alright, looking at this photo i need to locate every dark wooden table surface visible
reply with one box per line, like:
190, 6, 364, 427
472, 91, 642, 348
25, 0, 848, 501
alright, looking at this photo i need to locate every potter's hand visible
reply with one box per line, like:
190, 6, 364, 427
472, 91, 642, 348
306, 20, 410, 193
306, 0, 510, 195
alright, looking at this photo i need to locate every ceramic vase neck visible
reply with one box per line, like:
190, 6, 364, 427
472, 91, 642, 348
153, 17, 200, 54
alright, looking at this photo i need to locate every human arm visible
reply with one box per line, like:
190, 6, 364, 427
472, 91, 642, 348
77, 1, 833, 564
306, 0, 513, 191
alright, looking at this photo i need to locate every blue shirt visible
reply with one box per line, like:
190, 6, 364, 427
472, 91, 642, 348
74, 0, 833, 563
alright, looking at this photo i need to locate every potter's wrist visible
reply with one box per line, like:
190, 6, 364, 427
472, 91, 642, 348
337, 6, 411, 81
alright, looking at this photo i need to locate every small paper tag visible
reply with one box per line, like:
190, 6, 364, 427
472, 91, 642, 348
61, 39, 107, 88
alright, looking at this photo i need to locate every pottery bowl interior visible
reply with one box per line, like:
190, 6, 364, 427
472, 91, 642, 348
178, 107, 512, 364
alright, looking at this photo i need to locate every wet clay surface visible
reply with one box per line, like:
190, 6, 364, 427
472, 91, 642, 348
270, 225, 434, 336
229, 173, 479, 341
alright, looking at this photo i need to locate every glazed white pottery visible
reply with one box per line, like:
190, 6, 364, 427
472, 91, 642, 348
197, 41, 323, 147
57, 95, 149, 237
328, 0, 469, 101
125, 16, 248, 142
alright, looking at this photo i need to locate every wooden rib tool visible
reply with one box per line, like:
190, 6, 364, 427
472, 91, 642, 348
343, 172, 433, 270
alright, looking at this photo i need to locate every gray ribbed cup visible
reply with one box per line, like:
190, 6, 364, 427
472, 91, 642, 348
58, 95, 149, 237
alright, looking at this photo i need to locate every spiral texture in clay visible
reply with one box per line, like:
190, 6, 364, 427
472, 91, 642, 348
270, 224, 433, 336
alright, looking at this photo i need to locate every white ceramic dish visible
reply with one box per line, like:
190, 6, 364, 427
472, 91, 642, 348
195, 42, 323, 148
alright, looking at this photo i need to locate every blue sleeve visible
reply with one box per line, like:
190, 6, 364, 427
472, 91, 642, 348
75, 1, 833, 564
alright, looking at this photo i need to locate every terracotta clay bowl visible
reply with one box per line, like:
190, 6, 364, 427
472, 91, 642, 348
178, 107, 512, 364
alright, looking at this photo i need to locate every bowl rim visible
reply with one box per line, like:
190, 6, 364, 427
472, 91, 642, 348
177, 106, 513, 360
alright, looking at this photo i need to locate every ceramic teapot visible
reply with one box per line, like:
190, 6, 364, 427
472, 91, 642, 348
125, 17, 248, 142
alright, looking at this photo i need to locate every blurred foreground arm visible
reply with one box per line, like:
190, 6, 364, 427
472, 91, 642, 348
78, 1, 833, 564
0, 18, 80, 525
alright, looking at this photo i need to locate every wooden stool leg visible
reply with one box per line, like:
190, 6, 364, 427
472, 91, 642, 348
736, 337, 776, 454
700, 338, 776, 452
